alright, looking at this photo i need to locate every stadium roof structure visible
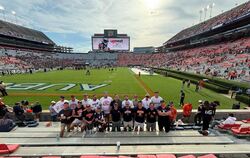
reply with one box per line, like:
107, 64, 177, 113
0, 19, 55, 45
164, 1, 250, 46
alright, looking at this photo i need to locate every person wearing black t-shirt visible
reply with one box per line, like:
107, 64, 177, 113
94, 106, 106, 132
82, 104, 95, 131
199, 101, 213, 136
157, 100, 171, 133
134, 101, 146, 131
110, 103, 122, 131
146, 103, 158, 131
110, 94, 122, 110
122, 102, 134, 131
58, 101, 73, 137
194, 100, 203, 125
70, 101, 85, 131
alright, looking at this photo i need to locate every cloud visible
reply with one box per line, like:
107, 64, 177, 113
0, 0, 248, 52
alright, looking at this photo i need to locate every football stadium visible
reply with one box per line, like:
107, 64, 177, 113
0, 0, 250, 158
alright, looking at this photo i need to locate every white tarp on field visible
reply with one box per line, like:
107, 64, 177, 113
131, 67, 157, 75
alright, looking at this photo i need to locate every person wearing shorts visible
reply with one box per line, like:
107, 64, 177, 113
134, 101, 146, 131
58, 101, 73, 137
94, 106, 106, 132
70, 101, 84, 131
110, 103, 122, 132
82, 104, 95, 132
122, 102, 134, 131
146, 102, 157, 131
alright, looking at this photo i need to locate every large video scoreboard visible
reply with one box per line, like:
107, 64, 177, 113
92, 29, 130, 51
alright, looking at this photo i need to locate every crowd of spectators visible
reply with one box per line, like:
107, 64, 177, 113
166, 1, 250, 44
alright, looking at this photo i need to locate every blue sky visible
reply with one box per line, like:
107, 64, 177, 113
0, 0, 248, 52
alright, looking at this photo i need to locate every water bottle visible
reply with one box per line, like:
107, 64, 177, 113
56, 134, 60, 141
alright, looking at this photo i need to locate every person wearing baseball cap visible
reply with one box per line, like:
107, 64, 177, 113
58, 101, 73, 137
142, 93, 151, 109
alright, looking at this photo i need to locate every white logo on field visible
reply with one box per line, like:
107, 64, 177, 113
6, 83, 108, 91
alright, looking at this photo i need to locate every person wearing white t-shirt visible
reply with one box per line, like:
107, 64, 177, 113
151, 91, 163, 108
100, 92, 113, 130
81, 93, 92, 108
69, 95, 78, 110
142, 93, 152, 109
54, 96, 65, 113
91, 94, 100, 109
222, 113, 237, 125
122, 95, 133, 108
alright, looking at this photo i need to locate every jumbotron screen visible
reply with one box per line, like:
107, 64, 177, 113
92, 37, 130, 51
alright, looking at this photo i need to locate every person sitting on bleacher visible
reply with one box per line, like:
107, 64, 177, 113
221, 113, 237, 125
13, 102, 25, 122
58, 101, 73, 137
0, 114, 16, 132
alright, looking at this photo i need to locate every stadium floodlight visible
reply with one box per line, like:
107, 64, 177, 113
209, 3, 215, 18
204, 7, 208, 21
199, 10, 203, 22
11, 10, 17, 24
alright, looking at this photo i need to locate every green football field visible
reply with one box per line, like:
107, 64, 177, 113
0, 67, 245, 109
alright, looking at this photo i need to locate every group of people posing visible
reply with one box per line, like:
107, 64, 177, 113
49, 92, 178, 137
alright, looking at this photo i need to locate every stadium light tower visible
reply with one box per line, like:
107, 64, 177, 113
209, 3, 215, 18
11, 10, 17, 24
199, 10, 203, 22
0, 5, 5, 21
203, 6, 208, 21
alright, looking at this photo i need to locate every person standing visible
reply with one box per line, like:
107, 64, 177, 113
199, 101, 213, 136
132, 94, 139, 108
157, 100, 171, 133
110, 103, 122, 132
100, 92, 113, 131
122, 95, 133, 108
69, 95, 78, 110
91, 94, 100, 110
49, 101, 57, 122
151, 91, 163, 108
187, 80, 191, 88
81, 93, 92, 108
122, 102, 134, 131
194, 100, 203, 125
58, 101, 73, 137
179, 90, 185, 106
146, 103, 157, 132
110, 94, 122, 110
134, 101, 146, 131
142, 93, 151, 109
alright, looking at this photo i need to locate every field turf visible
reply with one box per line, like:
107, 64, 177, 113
0, 67, 245, 109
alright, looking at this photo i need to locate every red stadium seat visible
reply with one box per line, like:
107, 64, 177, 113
100, 157, 117, 158
0, 144, 20, 154
178, 155, 196, 158
231, 126, 250, 135
242, 119, 250, 123
218, 124, 241, 130
197, 154, 217, 158
138, 155, 157, 158
156, 154, 176, 158
119, 156, 132, 158
80, 156, 100, 158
